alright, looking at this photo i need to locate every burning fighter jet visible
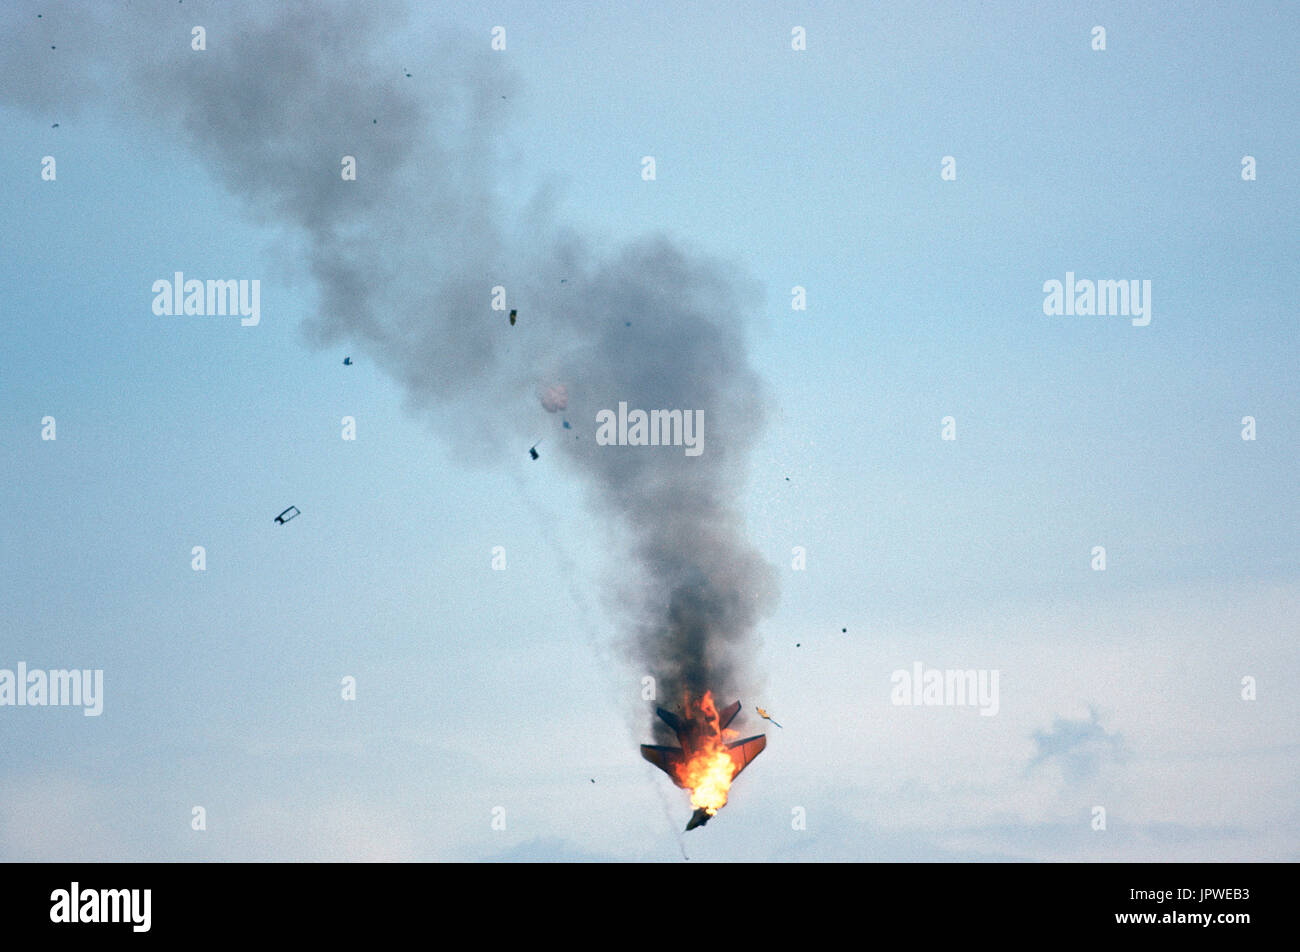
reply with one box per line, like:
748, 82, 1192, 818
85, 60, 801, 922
641, 696, 766, 831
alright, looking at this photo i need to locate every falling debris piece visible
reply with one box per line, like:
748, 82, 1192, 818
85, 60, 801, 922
841, 628, 847, 633
274, 506, 301, 525
755, 707, 784, 729
624, 321, 631, 327
342, 357, 352, 365
508, 308, 517, 326
562, 420, 571, 429
560, 278, 567, 284
590, 778, 595, 783
51, 123, 58, 128
795, 643, 801, 647
529, 445, 539, 460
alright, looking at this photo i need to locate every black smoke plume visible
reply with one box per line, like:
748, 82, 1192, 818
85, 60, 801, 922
0, 0, 777, 743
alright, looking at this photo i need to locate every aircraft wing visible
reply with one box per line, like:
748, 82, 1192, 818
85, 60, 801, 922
725, 734, 766, 778
641, 744, 685, 786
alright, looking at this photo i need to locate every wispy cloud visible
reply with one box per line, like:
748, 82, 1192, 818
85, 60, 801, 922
1029, 707, 1126, 785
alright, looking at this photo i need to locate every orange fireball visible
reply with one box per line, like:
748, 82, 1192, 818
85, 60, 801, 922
673, 693, 737, 814
640, 691, 768, 830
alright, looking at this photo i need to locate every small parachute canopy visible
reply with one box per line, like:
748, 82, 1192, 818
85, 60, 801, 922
274, 506, 301, 524
540, 383, 568, 413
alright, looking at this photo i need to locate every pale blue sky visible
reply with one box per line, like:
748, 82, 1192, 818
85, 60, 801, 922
0, 0, 1296, 861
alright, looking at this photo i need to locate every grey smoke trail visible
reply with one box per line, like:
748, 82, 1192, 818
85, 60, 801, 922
0, 0, 777, 742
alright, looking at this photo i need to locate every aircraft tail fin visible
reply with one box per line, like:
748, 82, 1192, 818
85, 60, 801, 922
655, 706, 684, 733
716, 700, 741, 730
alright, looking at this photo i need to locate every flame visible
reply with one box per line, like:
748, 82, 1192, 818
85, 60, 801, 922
672, 691, 738, 816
